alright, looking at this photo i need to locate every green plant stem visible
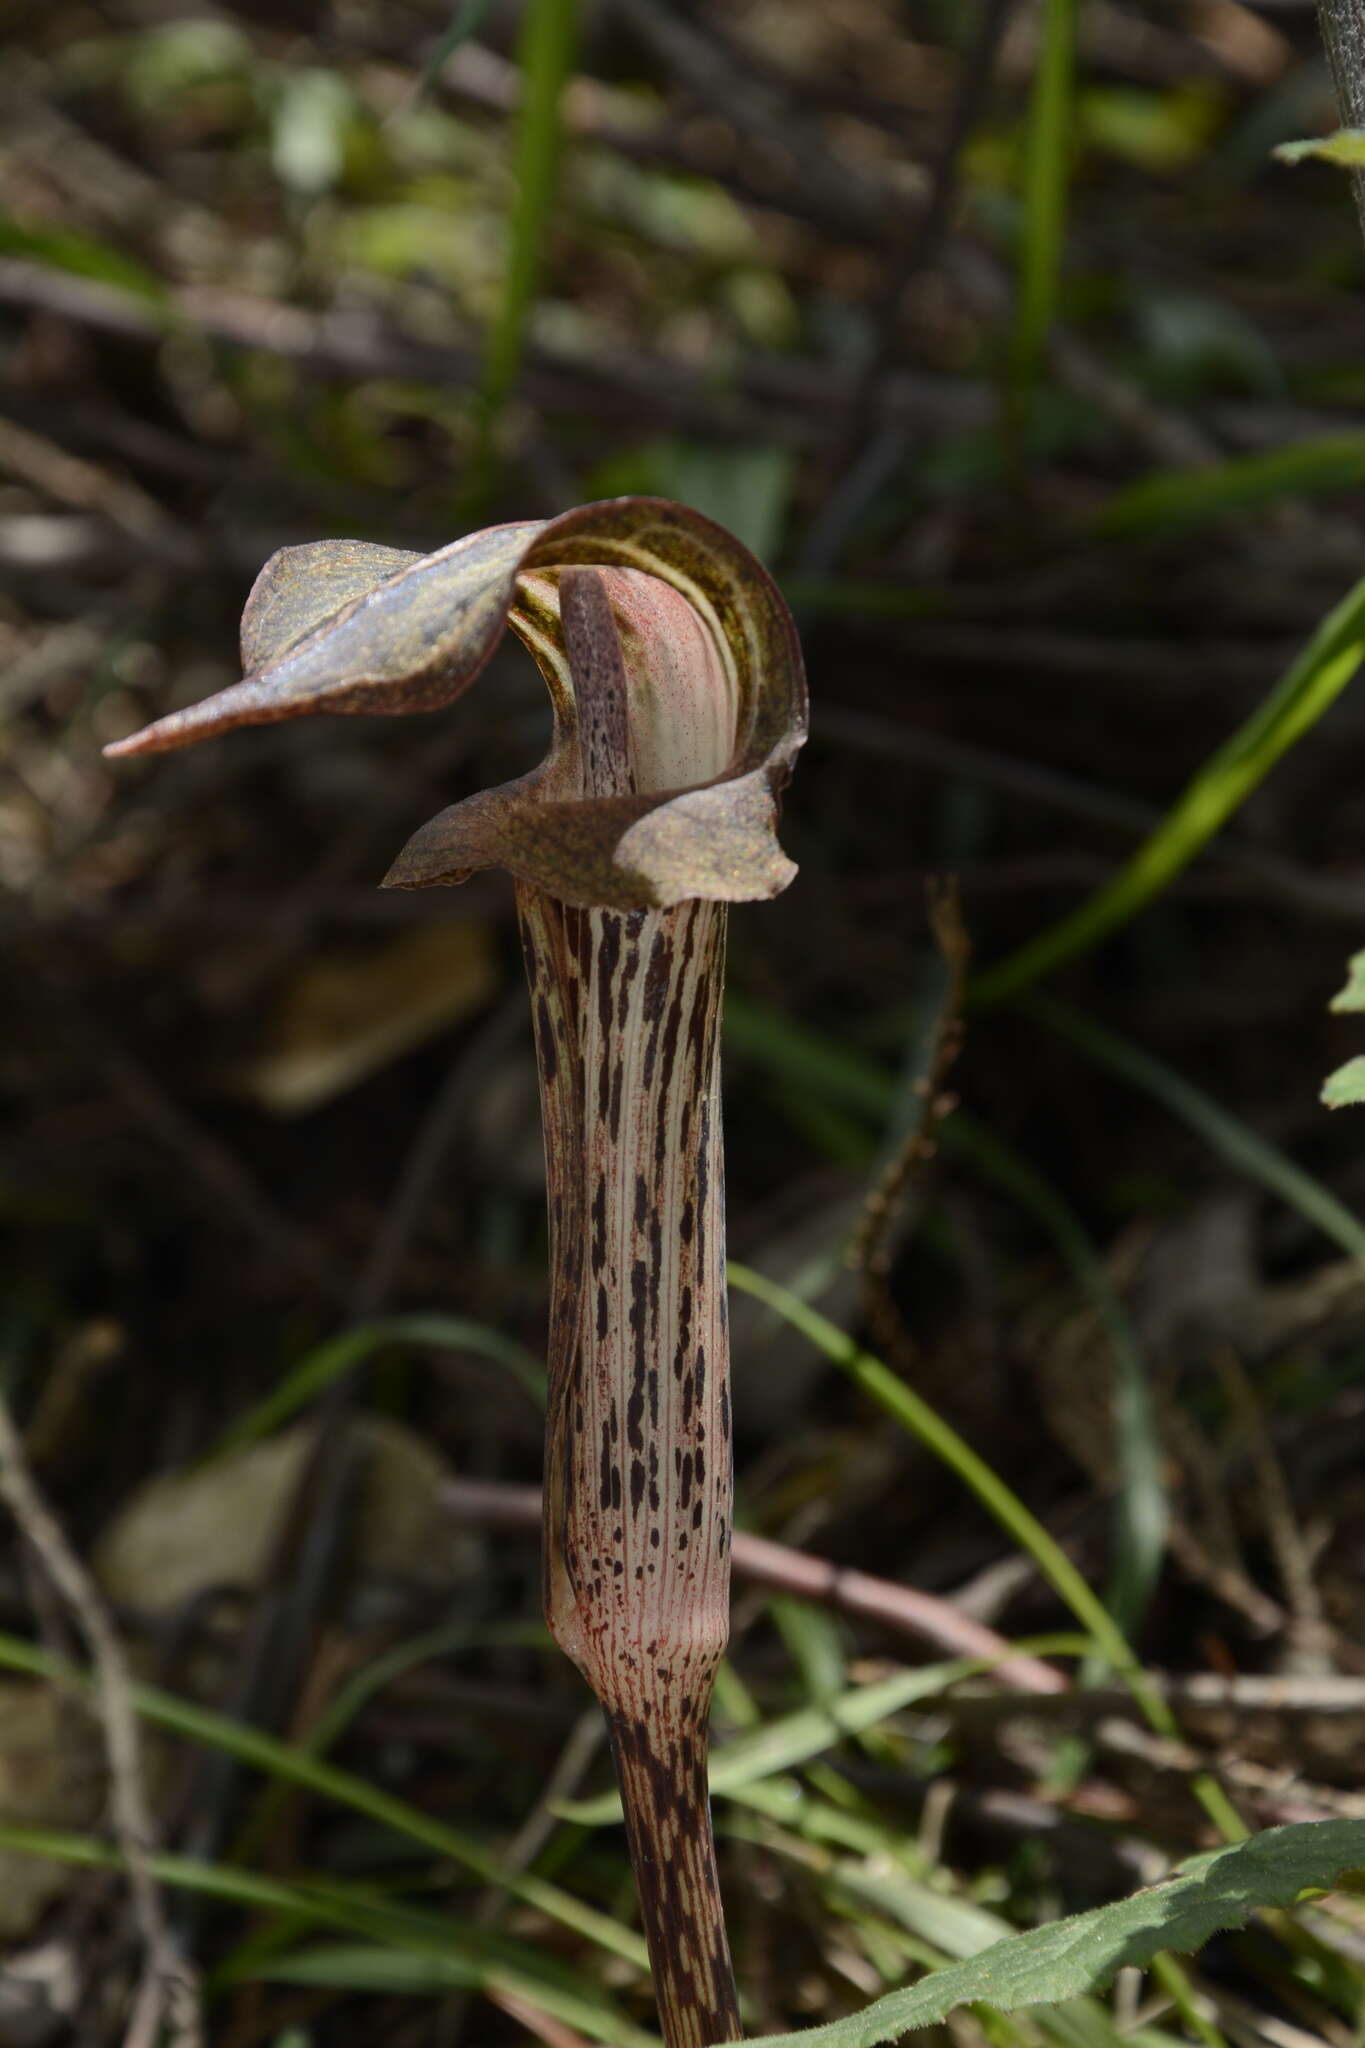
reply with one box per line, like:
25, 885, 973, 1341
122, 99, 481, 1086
468, 0, 578, 511
727, 1261, 1246, 1845
1008, 0, 1077, 435
1149, 1952, 1230, 2048
969, 567, 1365, 1011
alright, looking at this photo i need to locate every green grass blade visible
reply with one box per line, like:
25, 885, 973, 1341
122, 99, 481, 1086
728, 997, 1168, 1633
726, 1263, 1244, 1844
1009, 0, 1078, 427
0, 1631, 648, 1970
210, 1312, 545, 1460
562, 1636, 1091, 1827
469, 0, 578, 508
1026, 994, 1365, 1266
969, 568, 1365, 1011
1095, 433, 1365, 539
1148, 1953, 1231, 2048
559, 1661, 984, 1825
0, 1823, 656, 2044
728, 1265, 1151, 1708
241, 1945, 656, 2041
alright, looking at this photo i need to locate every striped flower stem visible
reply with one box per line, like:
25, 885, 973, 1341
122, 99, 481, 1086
103, 499, 807, 2048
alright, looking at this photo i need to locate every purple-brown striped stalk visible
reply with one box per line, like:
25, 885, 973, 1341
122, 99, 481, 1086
104, 499, 807, 2048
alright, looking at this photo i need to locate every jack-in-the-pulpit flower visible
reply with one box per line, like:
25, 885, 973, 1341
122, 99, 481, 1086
107, 498, 807, 2048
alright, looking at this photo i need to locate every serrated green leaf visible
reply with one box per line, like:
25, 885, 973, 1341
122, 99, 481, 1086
1330, 950, 1365, 1014
1322, 1056, 1365, 1110
1274, 129, 1365, 168
727, 1819, 1365, 2048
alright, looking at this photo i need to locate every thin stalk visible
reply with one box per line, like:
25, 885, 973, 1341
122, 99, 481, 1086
516, 567, 741, 2047
1008, 0, 1077, 440
468, 0, 578, 512
1315, 0, 1365, 243
522, 891, 740, 2047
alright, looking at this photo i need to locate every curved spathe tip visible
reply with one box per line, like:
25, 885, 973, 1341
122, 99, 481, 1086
104, 497, 807, 910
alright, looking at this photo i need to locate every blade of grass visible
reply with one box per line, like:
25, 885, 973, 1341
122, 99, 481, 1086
726, 1262, 1245, 1844
209, 1312, 545, 1461
1024, 993, 1365, 1267
228, 1619, 538, 1869
1094, 433, 1365, 540
728, 996, 1168, 1634
561, 1634, 1089, 1827
969, 567, 1365, 1011
241, 1941, 648, 2034
1009, 0, 1078, 433
1148, 1953, 1230, 2048
0, 1822, 656, 2044
467, 0, 578, 511
0, 1630, 649, 1971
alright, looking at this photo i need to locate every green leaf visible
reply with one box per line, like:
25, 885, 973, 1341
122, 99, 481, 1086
1330, 950, 1365, 1013
1274, 128, 1365, 168
1010, 0, 1079, 423
728, 1820, 1365, 2048
1322, 1056, 1365, 1110
726, 1257, 1244, 1845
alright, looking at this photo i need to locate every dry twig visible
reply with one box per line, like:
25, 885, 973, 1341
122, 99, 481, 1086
441, 1476, 1067, 1694
851, 878, 971, 1371
0, 1394, 203, 2048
